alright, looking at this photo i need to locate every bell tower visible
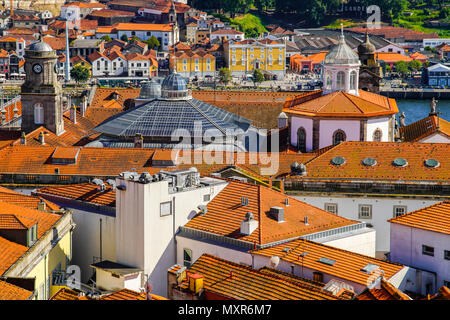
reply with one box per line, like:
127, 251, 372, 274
357, 29, 382, 93
20, 41, 64, 135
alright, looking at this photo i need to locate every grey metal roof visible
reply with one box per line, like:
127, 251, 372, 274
162, 72, 187, 92
323, 34, 360, 65
94, 97, 252, 138
28, 41, 53, 52
138, 79, 161, 99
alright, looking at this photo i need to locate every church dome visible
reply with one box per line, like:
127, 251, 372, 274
358, 32, 376, 55
324, 33, 360, 65
160, 73, 191, 100
139, 79, 161, 100
28, 41, 53, 52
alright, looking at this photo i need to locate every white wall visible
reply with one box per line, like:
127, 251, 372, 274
70, 208, 116, 283
377, 44, 405, 55
390, 223, 450, 292
293, 195, 441, 256
319, 119, 360, 149
290, 117, 313, 151
319, 228, 376, 257
115, 176, 227, 297
366, 117, 390, 142
419, 132, 450, 143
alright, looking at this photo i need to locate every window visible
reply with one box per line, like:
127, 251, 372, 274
422, 245, 434, 256
325, 71, 332, 90
160, 201, 172, 217
325, 203, 338, 215
183, 59, 187, 64
313, 272, 323, 283
393, 206, 407, 217
444, 250, 450, 261
34, 103, 44, 124
333, 130, 346, 145
359, 204, 372, 219
183, 248, 192, 267
195, 59, 199, 64
373, 129, 382, 142
203, 194, 210, 202
337, 71, 345, 90
350, 71, 357, 90
297, 127, 306, 153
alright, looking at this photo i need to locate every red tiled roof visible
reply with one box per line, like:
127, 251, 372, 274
35, 183, 116, 208
252, 238, 404, 286
43, 36, 66, 51
62, 1, 107, 8
294, 141, 450, 183
0, 280, 33, 300
388, 201, 450, 235
375, 52, 412, 63
283, 90, 398, 118
89, 87, 140, 109
175, 254, 344, 300
399, 115, 450, 142
357, 279, 411, 300
0, 188, 60, 212
88, 9, 134, 18
184, 180, 358, 245
0, 236, 27, 275
50, 287, 88, 300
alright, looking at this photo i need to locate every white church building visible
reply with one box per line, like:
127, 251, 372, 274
282, 30, 398, 153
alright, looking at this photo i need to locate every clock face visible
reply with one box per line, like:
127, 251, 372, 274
33, 63, 43, 74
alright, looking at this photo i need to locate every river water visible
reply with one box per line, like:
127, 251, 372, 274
396, 99, 450, 125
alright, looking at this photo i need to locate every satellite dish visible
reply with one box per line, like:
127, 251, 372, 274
270, 255, 280, 268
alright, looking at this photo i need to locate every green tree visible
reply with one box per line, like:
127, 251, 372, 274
385, 64, 392, 73
144, 36, 160, 50
100, 35, 112, 42
439, 7, 450, 19
129, 36, 141, 43
395, 60, 410, 76
218, 67, 232, 84
252, 68, 264, 86
409, 60, 422, 72
120, 34, 129, 42
70, 65, 90, 83
245, 27, 260, 38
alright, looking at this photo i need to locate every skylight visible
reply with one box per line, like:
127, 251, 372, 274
318, 257, 336, 266
424, 159, 440, 168
392, 158, 408, 167
331, 156, 346, 166
360, 263, 379, 274
362, 157, 377, 167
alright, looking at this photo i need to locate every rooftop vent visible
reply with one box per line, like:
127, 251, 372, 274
92, 178, 106, 191
424, 158, 440, 168
290, 162, 307, 176
318, 257, 336, 266
270, 207, 284, 222
139, 172, 152, 183
285, 198, 290, 206
362, 157, 377, 167
331, 156, 346, 166
361, 263, 380, 274
392, 158, 408, 167
304, 216, 309, 225
241, 197, 249, 206
106, 179, 116, 190
270, 255, 280, 268
282, 247, 291, 253
240, 212, 258, 235
197, 204, 207, 216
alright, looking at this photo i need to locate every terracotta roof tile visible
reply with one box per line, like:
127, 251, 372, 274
399, 115, 450, 142
356, 279, 411, 300
0, 236, 28, 275
89, 87, 140, 109
294, 141, 450, 183
88, 9, 134, 18
0, 280, 33, 300
252, 238, 404, 286
177, 254, 344, 300
388, 201, 450, 235
0, 189, 60, 212
184, 180, 358, 245
114, 23, 173, 32
50, 287, 88, 300
283, 90, 398, 118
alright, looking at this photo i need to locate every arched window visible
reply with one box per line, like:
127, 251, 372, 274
297, 127, 306, 153
325, 71, 332, 90
34, 103, 44, 124
350, 71, 357, 90
337, 71, 345, 90
333, 130, 346, 145
373, 129, 382, 142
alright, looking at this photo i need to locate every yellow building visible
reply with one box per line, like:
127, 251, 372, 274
224, 38, 286, 80
0, 193, 74, 300
171, 48, 216, 78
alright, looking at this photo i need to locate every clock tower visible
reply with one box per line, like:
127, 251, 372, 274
21, 41, 64, 135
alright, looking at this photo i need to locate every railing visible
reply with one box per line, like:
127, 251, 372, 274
301, 223, 369, 242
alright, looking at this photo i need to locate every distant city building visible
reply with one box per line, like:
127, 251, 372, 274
424, 63, 450, 87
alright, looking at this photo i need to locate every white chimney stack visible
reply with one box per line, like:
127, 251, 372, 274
240, 212, 258, 235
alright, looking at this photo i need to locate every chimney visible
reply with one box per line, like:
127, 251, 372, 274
37, 199, 46, 211
39, 131, 45, 145
240, 212, 258, 235
70, 105, 77, 124
81, 96, 87, 117
188, 273, 204, 294
304, 216, 309, 225
270, 207, 284, 222
134, 133, 144, 148
20, 132, 26, 145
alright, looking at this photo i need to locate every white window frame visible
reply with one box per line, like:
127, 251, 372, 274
358, 204, 372, 219
393, 205, 407, 218
160, 201, 172, 217
324, 203, 338, 215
